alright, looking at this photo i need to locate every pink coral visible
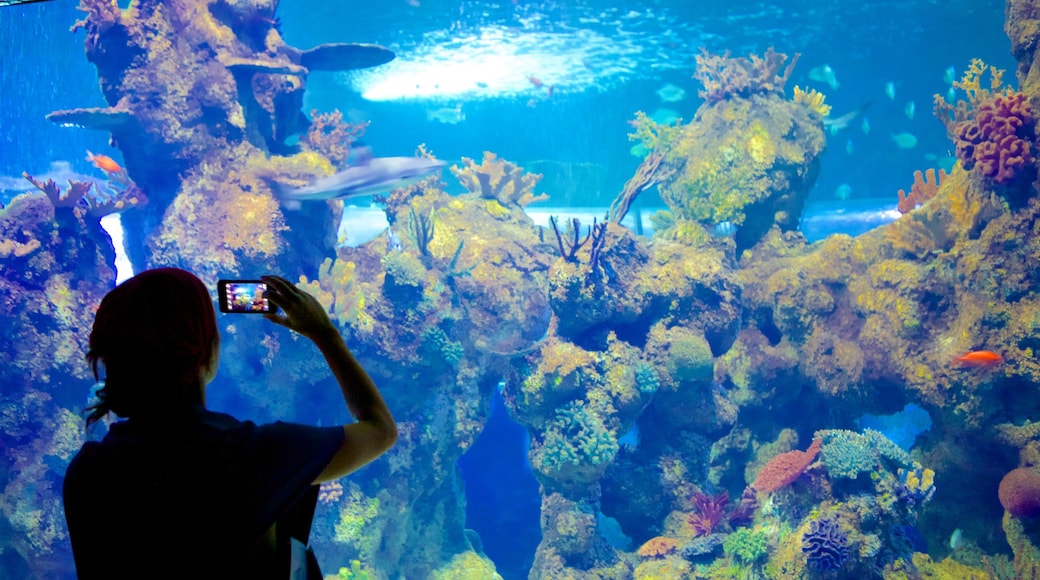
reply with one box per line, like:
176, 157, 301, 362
999, 467, 1040, 518
955, 91, 1036, 185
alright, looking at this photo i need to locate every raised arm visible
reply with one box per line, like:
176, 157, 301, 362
261, 275, 398, 483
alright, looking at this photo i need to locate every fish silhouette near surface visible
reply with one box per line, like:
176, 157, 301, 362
952, 350, 1004, 369
273, 154, 446, 208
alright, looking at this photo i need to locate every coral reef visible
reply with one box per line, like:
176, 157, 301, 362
8, 0, 1040, 576
644, 47, 825, 253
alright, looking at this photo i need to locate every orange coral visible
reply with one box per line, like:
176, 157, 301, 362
752, 438, 821, 493
637, 536, 679, 558
897, 168, 948, 214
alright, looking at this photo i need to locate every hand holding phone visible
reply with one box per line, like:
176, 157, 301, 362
217, 280, 274, 314
260, 275, 340, 341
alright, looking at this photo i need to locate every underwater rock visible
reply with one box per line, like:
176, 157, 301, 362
45, 106, 135, 131
283, 42, 395, 71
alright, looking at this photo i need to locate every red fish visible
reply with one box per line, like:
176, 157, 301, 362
86, 151, 123, 174
952, 350, 1004, 369
528, 75, 544, 88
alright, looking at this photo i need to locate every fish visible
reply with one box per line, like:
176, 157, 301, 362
944, 66, 956, 85
426, 105, 465, 124
845, 140, 854, 155
650, 107, 680, 125
655, 83, 686, 103
891, 132, 918, 149
885, 81, 896, 100
274, 155, 447, 206
834, 183, 852, 200
952, 350, 1004, 369
86, 150, 123, 174
808, 64, 840, 90
528, 75, 544, 88
824, 101, 872, 132
618, 424, 639, 450
861, 117, 871, 135
712, 221, 737, 238
949, 528, 963, 550
905, 101, 915, 120
386, 229, 402, 252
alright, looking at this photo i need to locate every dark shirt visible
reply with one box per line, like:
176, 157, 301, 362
63, 405, 344, 579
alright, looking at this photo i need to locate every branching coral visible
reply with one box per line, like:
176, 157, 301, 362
815, 428, 914, 480
693, 47, 800, 104
22, 171, 147, 219
451, 151, 548, 208
897, 168, 947, 214
302, 109, 368, 168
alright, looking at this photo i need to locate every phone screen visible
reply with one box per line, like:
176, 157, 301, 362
218, 280, 272, 314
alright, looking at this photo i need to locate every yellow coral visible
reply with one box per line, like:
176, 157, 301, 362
793, 85, 832, 116
911, 552, 992, 579
431, 551, 504, 580
451, 152, 547, 207
298, 258, 374, 333
746, 122, 777, 165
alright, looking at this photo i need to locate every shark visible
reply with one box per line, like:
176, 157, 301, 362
274, 153, 446, 207
823, 101, 873, 133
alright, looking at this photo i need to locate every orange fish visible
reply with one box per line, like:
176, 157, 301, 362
952, 350, 1004, 369
86, 150, 123, 174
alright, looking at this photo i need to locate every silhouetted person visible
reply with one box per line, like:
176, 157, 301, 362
63, 268, 397, 579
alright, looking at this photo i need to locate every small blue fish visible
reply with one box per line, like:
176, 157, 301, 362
834, 183, 852, 200
891, 132, 918, 149
885, 81, 896, 100
905, 101, 915, 120
944, 66, 956, 85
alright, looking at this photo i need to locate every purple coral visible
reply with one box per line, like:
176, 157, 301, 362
955, 91, 1036, 185
688, 491, 730, 536
802, 517, 850, 572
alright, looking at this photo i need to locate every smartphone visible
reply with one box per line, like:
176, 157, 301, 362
217, 280, 274, 314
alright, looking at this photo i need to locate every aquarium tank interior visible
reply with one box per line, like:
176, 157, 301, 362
4, 0, 1040, 578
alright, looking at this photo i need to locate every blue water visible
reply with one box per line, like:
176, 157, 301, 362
0, 0, 1014, 578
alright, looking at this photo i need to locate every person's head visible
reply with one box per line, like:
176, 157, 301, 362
85, 268, 219, 426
